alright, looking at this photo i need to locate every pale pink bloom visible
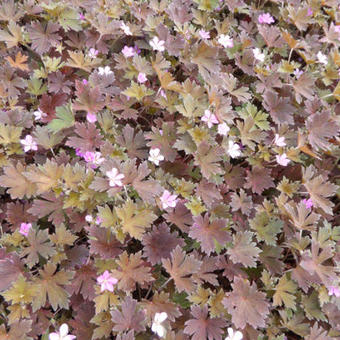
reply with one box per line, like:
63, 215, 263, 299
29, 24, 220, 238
225, 327, 243, 340
199, 29, 210, 39
20, 135, 38, 152
150, 36, 165, 51
121, 22, 132, 36
106, 168, 125, 187
98, 66, 113, 75
274, 134, 286, 147
293, 69, 303, 79
33, 108, 47, 121
335, 25, 340, 39
85, 215, 93, 223
160, 190, 178, 209
276, 153, 290, 166
121, 46, 135, 58
97, 270, 118, 292
227, 141, 241, 158
19, 223, 32, 237
302, 198, 313, 209
217, 122, 230, 136
218, 34, 233, 48
86, 113, 97, 123
79, 13, 85, 20
137, 72, 147, 83
258, 13, 275, 24
159, 129, 163, 135
317, 51, 328, 65
253, 48, 265, 62
148, 148, 164, 165
95, 216, 102, 225
82, 79, 88, 85
328, 286, 340, 298
88, 48, 98, 58
307, 8, 313, 17
201, 109, 219, 128
49, 323, 76, 340
160, 89, 167, 98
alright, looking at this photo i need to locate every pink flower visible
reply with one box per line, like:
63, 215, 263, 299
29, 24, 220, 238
19, 223, 32, 237
106, 168, 125, 187
86, 113, 97, 123
302, 198, 313, 209
274, 134, 286, 147
97, 270, 118, 292
88, 48, 98, 58
258, 13, 275, 24
150, 37, 165, 52
276, 153, 290, 166
83, 151, 104, 168
49, 323, 76, 340
159, 89, 167, 99
217, 122, 230, 136
199, 29, 210, 39
79, 13, 85, 20
75, 148, 84, 157
137, 72, 147, 83
95, 216, 102, 225
307, 8, 313, 17
82, 79, 88, 85
201, 109, 219, 128
218, 34, 233, 48
160, 190, 178, 209
328, 286, 340, 298
20, 135, 38, 152
122, 46, 135, 58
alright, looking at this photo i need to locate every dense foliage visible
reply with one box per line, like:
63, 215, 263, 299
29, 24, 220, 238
0, 0, 339, 339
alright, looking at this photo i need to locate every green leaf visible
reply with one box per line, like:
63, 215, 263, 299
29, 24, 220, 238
238, 103, 270, 131
122, 81, 154, 101
27, 77, 47, 96
172, 291, 191, 308
193, 0, 219, 11
302, 290, 327, 322
250, 211, 283, 246
58, 7, 82, 32
47, 103, 75, 133
273, 274, 297, 310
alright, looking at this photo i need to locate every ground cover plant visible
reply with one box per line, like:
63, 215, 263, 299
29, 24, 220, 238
0, 0, 339, 339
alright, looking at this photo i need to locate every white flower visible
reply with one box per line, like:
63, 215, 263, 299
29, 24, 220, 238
148, 148, 164, 166
225, 327, 243, 340
121, 22, 132, 35
88, 48, 98, 58
33, 108, 47, 121
106, 168, 125, 187
293, 68, 303, 79
218, 122, 230, 136
150, 36, 165, 52
227, 140, 241, 158
160, 190, 178, 209
20, 135, 38, 152
151, 312, 168, 338
253, 48, 265, 62
274, 134, 286, 147
49, 324, 76, 340
317, 51, 328, 65
218, 34, 234, 48
276, 153, 290, 166
85, 215, 93, 223
98, 66, 113, 76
